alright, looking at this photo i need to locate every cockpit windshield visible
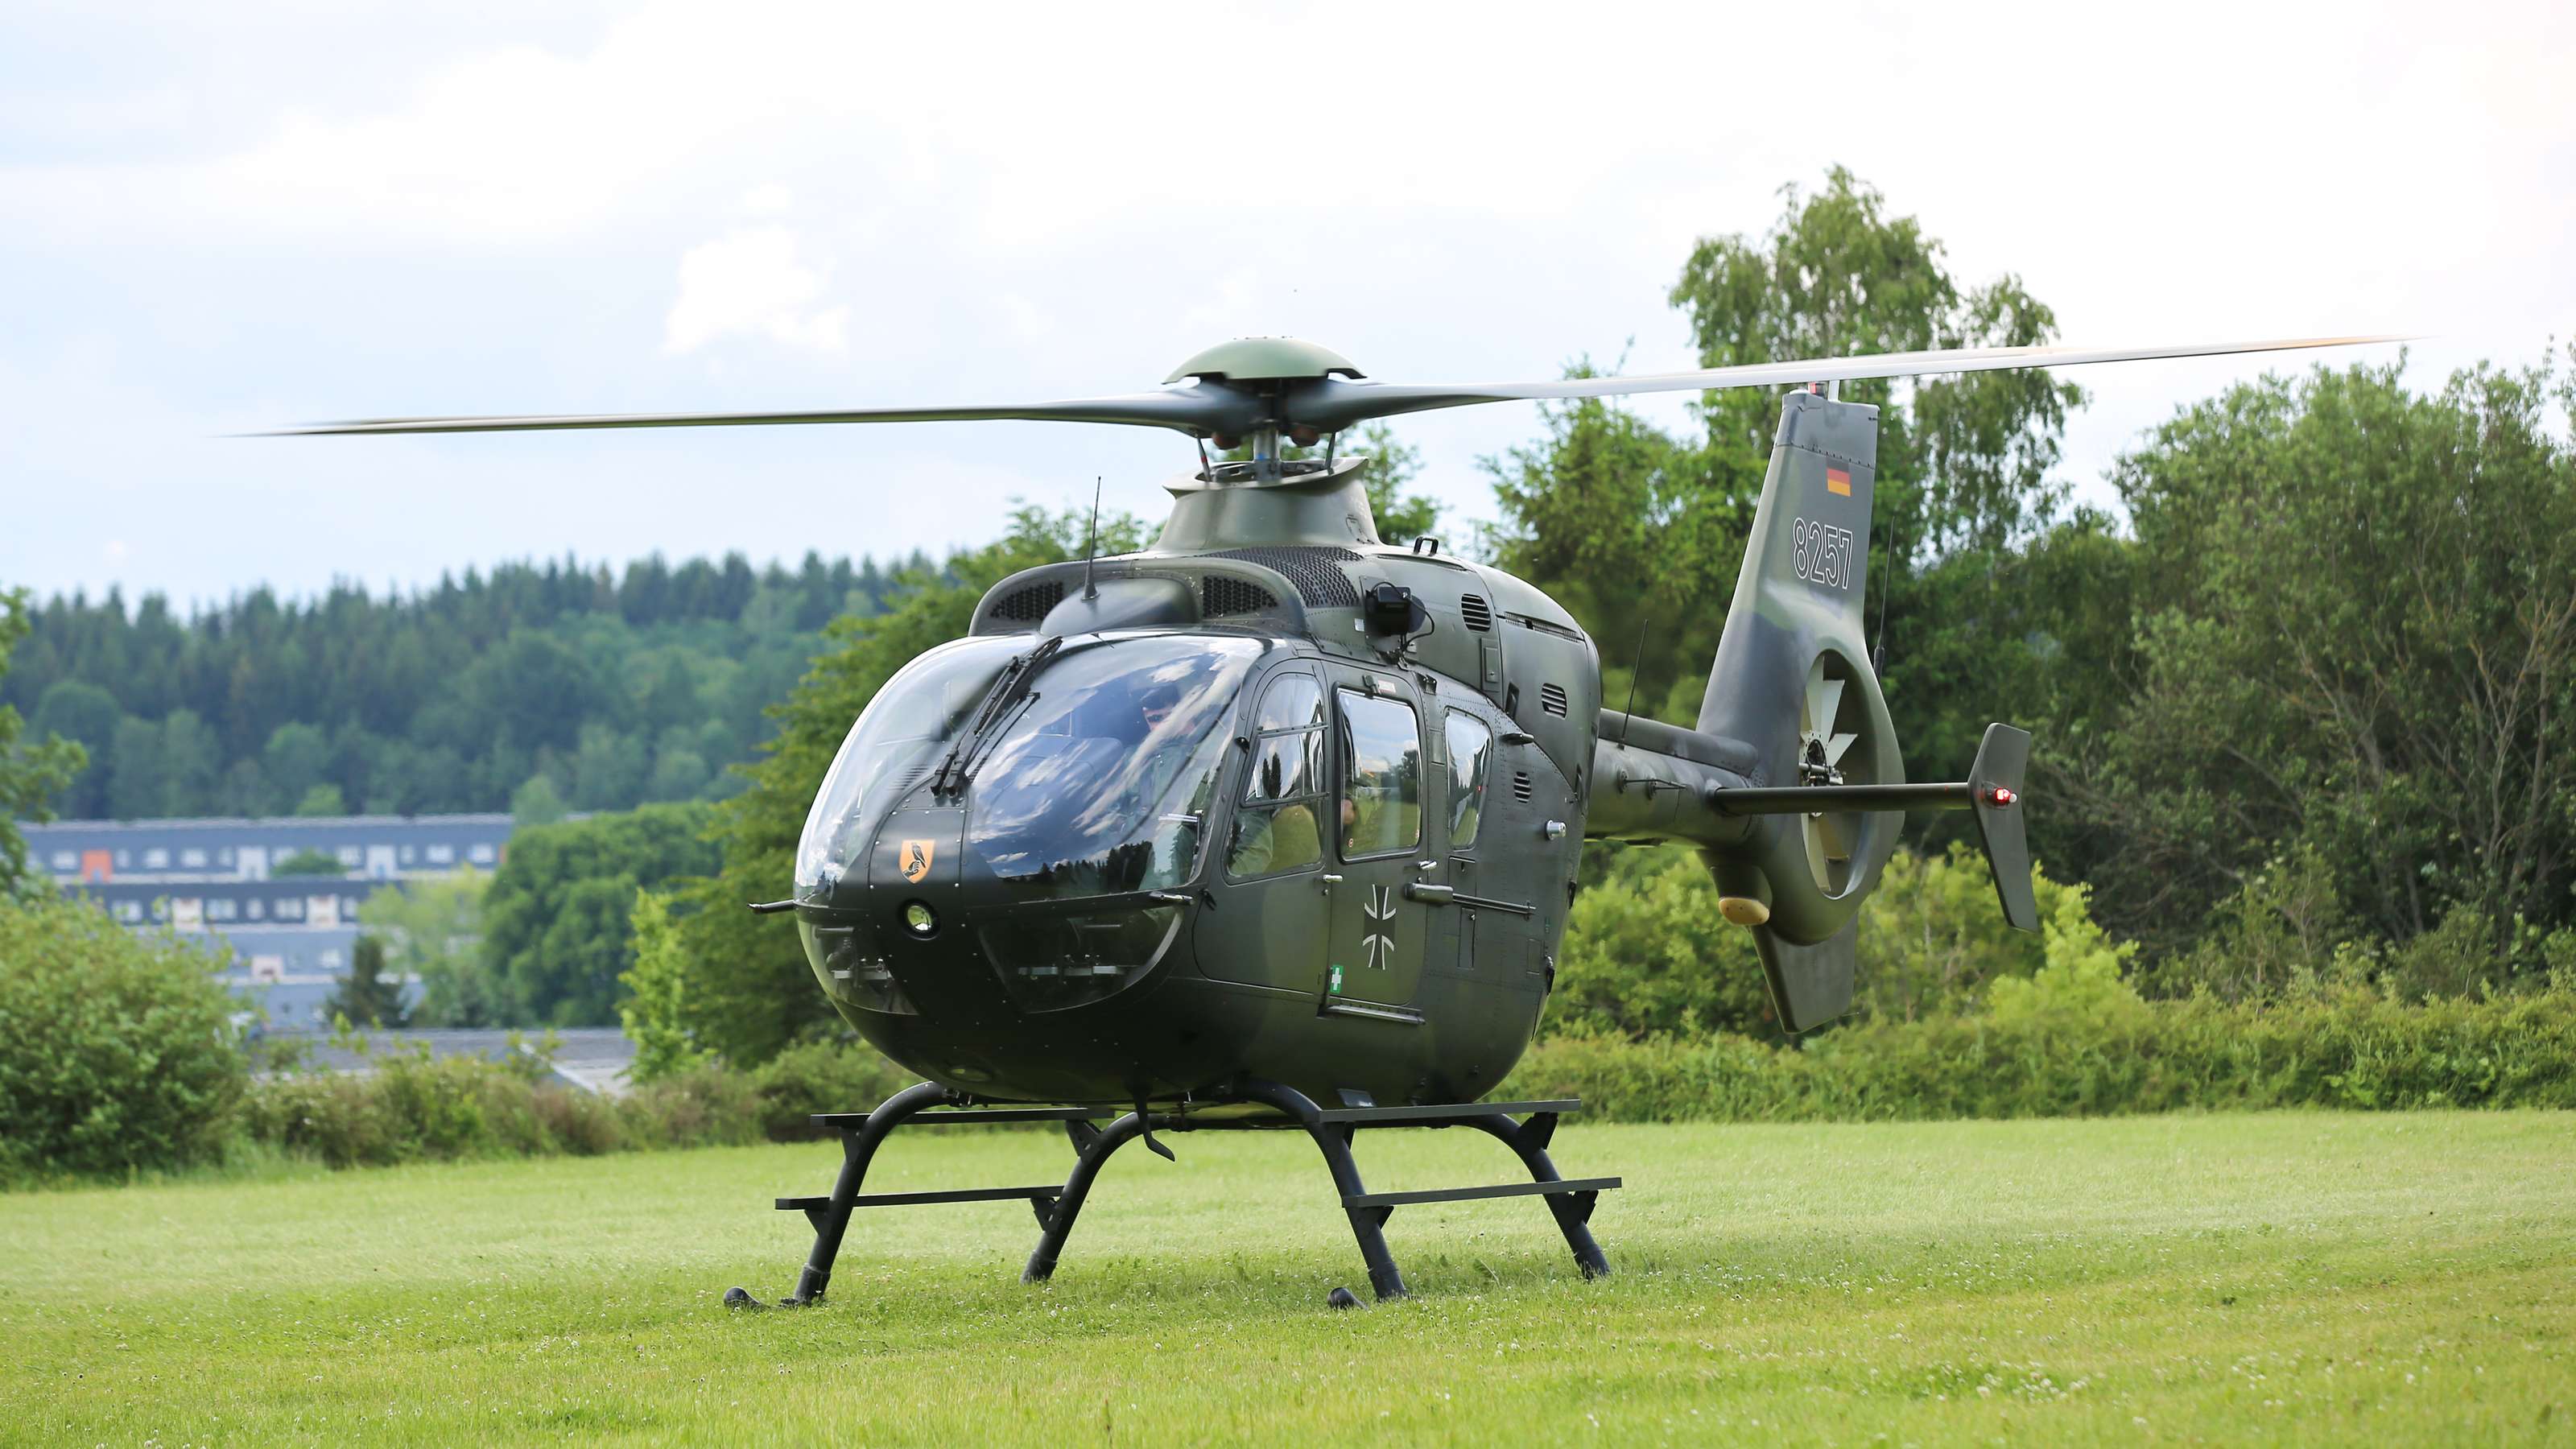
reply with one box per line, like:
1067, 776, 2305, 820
965, 636, 1261, 898
795, 632, 1263, 902
795, 634, 1024, 896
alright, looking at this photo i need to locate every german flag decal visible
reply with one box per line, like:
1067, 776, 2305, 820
1825, 467, 1852, 497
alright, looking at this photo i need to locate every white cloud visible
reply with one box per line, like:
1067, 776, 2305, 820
661, 226, 848, 356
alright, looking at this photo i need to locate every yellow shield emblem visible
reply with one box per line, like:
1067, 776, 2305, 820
898, 839, 935, 884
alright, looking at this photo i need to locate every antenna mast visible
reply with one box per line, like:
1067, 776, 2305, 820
1082, 475, 1103, 601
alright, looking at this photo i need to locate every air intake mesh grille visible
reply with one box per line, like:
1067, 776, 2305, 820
1459, 593, 1492, 631
1540, 683, 1568, 717
1512, 771, 1533, 803
1208, 547, 1363, 608
1199, 576, 1278, 617
989, 580, 1065, 622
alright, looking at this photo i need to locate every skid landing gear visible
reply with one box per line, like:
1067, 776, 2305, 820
729, 1079, 1618, 1308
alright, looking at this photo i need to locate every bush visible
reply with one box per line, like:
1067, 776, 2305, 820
1550, 843, 2129, 1038
1501, 987, 2576, 1122
747, 1038, 914, 1140
0, 895, 248, 1181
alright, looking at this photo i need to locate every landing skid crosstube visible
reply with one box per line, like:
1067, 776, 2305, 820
724, 1080, 1619, 1309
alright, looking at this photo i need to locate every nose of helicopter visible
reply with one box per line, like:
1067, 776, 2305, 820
800, 807, 1193, 1034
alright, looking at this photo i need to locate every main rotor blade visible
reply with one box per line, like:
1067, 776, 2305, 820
1283, 334, 2409, 431
265, 387, 1258, 438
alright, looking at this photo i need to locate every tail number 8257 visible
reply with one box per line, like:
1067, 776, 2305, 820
1793, 517, 1856, 592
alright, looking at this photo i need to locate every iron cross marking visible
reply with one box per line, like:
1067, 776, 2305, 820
1362, 884, 1397, 970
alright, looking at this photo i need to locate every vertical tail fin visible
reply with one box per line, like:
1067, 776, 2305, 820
1695, 389, 1901, 1031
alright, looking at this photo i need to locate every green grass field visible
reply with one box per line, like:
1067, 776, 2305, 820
2, 1113, 2570, 1445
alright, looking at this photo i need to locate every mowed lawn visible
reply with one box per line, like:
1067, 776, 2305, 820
2, 1113, 2570, 1445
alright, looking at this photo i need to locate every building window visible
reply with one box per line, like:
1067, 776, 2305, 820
114, 849, 130, 869
274, 897, 304, 922
246, 898, 265, 921
217, 848, 235, 867
469, 843, 497, 865
115, 901, 144, 923
427, 843, 456, 866
180, 848, 208, 869
207, 898, 239, 922
320, 948, 344, 970
399, 844, 418, 865
148, 899, 168, 921
336, 845, 361, 867
144, 848, 171, 870
341, 897, 361, 919
50, 851, 76, 873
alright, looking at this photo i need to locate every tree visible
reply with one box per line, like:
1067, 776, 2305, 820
262, 722, 332, 814
1352, 422, 1441, 543
511, 774, 568, 827
29, 679, 119, 818
0, 548, 906, 822
272, 848, 345, 877
360, 867, 494, 1026
1488, 169, 2091, 778
294, 783, 348, 817
481, 801, 720, 1025
0, 589, 86, 896
324, 935, 411, 1028
2063, 353, 2576, 964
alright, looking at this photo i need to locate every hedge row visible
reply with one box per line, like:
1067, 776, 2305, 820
1498, 988, 2576, 1122
237, 1037, 917, 1171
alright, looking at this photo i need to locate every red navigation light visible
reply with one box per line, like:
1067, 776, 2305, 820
1986, 785, 2017, 807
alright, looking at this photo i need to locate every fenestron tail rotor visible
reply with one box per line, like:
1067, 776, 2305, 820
268, 333, 2409, 441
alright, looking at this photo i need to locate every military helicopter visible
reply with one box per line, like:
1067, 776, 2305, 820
287, 330, 2392, 1305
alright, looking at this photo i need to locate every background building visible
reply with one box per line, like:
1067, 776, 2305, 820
25, 815, 514, 1029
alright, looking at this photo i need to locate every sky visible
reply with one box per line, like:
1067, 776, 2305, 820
3, 0, 2570, 611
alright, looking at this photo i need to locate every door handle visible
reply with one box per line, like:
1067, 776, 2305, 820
1406, 883, 1455, 905
1319, 873, 1343, 894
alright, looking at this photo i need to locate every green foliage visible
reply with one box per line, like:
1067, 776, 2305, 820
0, 551, 922, 820
0, 588, 86, 897
630, 505, 1146, 1070
2067, 352, 2576, 959
1351, 422, 1441, 543
242, 1041, 760, 1170
1488, 170, 2091, 770
322, 935, 411, 1029
510, 773, 568, 827
478, 802, 719, 1026
743, 1038, 914, 1140
0, 894, 246, 1181
270, 847, 345, 877
1503, 988, 2576, 1122
1550, 846, 1772, 1038
1550, 843, 2125, 1038
619, 890, 712, 1079
230, 1037, 901, 1170
292, 782, 347, 817
357, 866, 491, 1026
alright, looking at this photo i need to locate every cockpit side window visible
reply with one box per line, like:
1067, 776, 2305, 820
1226, 672, 1327, 880
1443, 709, 1493, 849
1336, 687, 1422, 860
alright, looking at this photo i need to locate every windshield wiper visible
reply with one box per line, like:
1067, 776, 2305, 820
931, 636, 1063, 800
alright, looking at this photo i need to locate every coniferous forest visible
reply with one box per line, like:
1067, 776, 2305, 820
2, 550, 930, 820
